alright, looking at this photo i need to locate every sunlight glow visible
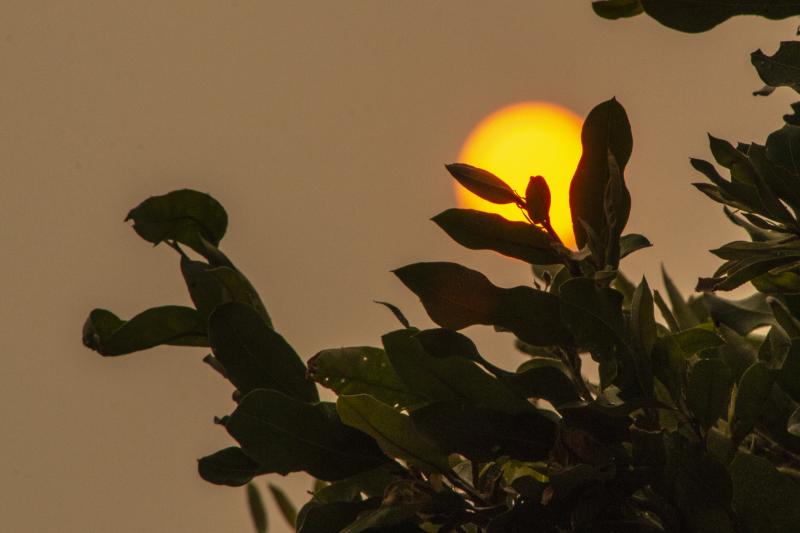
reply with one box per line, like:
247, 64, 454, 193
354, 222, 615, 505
457, 102, 583, 248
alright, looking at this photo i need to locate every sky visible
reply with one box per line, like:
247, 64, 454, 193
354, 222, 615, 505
1, 2, 797, 532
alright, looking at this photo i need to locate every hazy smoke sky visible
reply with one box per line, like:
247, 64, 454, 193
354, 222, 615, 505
1, 3, 795, 532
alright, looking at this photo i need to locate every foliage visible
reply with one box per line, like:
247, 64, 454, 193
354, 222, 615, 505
82, 6, 800, 533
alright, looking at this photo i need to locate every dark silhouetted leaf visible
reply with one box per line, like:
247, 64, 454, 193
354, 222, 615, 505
297, 498, 379, 533
445, 163, 519, 204
778, 340, 800, 402
686, 358, 733, 429
373, 300, 411, 329
559, 277, 626, 358
432, 209, 561, 265
619, 233, 652, 259
198, 447, 262, 487
411, 400, 557, 462
673, 325, 724, 354
731, 361, 776, 442
639, 0, 800, 33
208, 302, 318, 401
337, 394, 450, 472
308, 346, 425, 408
662, 266, 699, 330
268, 483, 297, 528
703, 292, 773, 335
510, 358, 581, 407
570, 98, 632, 250
631, 277, 656, 394
767, 124, 800, 176
227, 389, 388, 481
525, 175, 551, 223
125, 189, 227, 256
247, 483, 268, 533
382, 329, 531, 414
752, 41, 800, 95
82, 306, 206, 356
730, 452, 800, 532
604, 151, 632, 267
592, 0, 644, 19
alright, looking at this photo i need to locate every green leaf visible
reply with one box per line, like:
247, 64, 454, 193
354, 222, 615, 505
703, 292, 773, 336
445, 163, 519, 204
297, 499, 379, 533
592, 0, 644, 19
570, 98, 633, 250
125, 189, 228, 256
619, 233, 652, 259
559, 277, 626, 358
337, 394, 451, 472
752, 41, 800, 95
307, 346, 426, 409
767, 124, 800, 175
268, 483, 297, 529
82, 306, 206, 356
673, 324, 724, 354
686, 358, 733, 429
373, 301, 411, 329
382, 329, 532, 414
639, 0, 800, 33
769, 297, 800, 338
226, 389, 388, 481
731, 361, 776, 442
197, 447, 262, 487
662, 266, 699, 330
410, 400, 557, 462
181, 258, 272, 327
631, 277, 656, 394
603, 150, 632, 267
208, 302, 318, 401
247, 483, 268, 533
432, 209, 561, 265
525, 175, 551, 223
653, 289, 680, 332
730, 452, 800, 533
778, 340, 800, 402
510, 358, 582, 407
394, 262, 572, 346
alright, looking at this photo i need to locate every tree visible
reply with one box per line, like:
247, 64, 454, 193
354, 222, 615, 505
82, 4, 800, 532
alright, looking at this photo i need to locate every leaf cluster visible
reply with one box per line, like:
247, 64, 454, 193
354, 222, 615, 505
81, 6, 800, 533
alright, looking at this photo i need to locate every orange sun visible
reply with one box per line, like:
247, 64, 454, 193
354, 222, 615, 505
456, 102, 583, 248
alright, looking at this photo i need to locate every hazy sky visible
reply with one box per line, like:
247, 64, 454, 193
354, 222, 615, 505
2, 3, 797, 532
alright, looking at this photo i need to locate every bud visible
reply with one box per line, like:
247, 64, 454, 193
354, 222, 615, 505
525, 175, 551, 223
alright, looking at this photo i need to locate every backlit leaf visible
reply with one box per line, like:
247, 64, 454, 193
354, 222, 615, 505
445, 163, 519, 204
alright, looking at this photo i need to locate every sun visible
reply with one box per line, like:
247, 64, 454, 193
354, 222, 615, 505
456, 102, 583, 248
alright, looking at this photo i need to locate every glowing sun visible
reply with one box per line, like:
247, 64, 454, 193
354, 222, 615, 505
457, 102, 583, 248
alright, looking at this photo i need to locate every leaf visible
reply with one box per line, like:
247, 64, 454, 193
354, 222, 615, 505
337, 394, 451, 472
414, 328, 508, 376
731, 361, 776, 442
653, 289, 680, 332
445, 163, 519, 204
619, 233, 652, 259
208, 302, 318, 401
373, 301, 411, 329
686, 358, 733, 429
672, 325, 724, 354
226, 389, 388, 481
125, 189, 228, 256
729, 452, 800, 533
393, 262, 499, 330
247, 483, 268, 533
639, 0, 800, 33
382, 329, 532, 414
394, 262, 573, 346
767, 124, 800, 175
82, 306, 206, 356
197, 447, 262, 487
661, 266, 699, 330
703, 292, 773, 335
603, 150, 632, 267
570, 98, 633, 250
181, 258, 273, 327
525, 175, 551, 223
631, 277, 656, 394
592, 0, 644, 19
752, 41, 800, 95
789, 407, 800, 437
268, 483, 297, 528
308, 346, 426, 408
559, 277, 626, 358
432, 209, 561, 265
410, 400, 557, 462
778, 340, 800, 402
297, 499, 379, 533
510, 358, 582, 407
341, 502, 424, 533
